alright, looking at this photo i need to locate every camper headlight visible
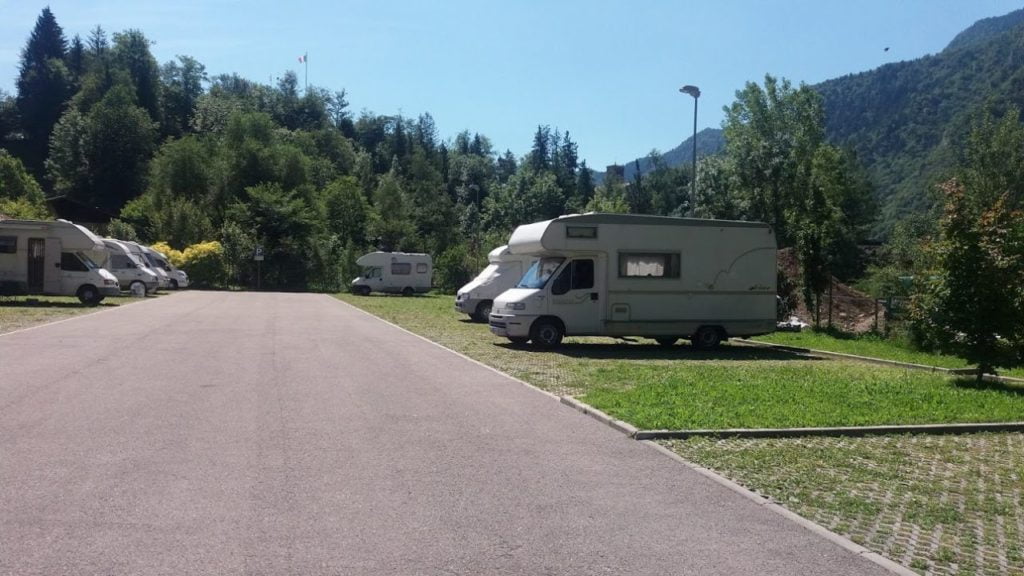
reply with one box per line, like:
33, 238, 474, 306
508, 302, 527, 311
103, 278, 118, 286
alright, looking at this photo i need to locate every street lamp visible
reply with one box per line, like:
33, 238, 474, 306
679, 84, 700, 217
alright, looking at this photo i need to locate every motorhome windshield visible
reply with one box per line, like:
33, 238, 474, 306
77, 252, 101, 269
364, 267, 381, 279
516, 257, 564, 289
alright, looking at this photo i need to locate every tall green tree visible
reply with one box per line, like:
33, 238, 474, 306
910, 109, 1024, 378
723, 74, 825, 246
15, 7, 73, 178
0, 150, 50, 219
111, 30, 162, 124
160, 55, 207, 137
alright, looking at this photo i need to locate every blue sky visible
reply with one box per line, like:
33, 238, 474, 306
1, 1, 1021, 169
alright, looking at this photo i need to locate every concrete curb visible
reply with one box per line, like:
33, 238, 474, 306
559, 396, 639, 436
642, 441, 919, 576
739, 339, 1024, 384
328, 295, 562, 402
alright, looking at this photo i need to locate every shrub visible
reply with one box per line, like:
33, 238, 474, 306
149, 241, 185, 268
180, 241, 228, 288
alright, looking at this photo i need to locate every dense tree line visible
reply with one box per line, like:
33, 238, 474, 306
2, 9, 1021, 375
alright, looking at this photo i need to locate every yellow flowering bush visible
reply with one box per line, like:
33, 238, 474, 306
179, 241, 228, 288
149, 241, 185, 268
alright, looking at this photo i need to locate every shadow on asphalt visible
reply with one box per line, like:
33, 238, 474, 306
0, 299, 120, 309
495, 341, 819, 362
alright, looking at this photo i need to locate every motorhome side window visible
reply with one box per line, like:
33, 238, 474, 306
618, 253, 680, 278
391, 262, 412, 275
0, 236, 16, 254
416, 263, 428, 273
60, 252, 89, 272
111, 254, 133, 268
566, 226, 597, 239
551, 259, 595, 295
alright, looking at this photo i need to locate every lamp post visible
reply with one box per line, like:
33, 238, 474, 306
679, 84, 700, 217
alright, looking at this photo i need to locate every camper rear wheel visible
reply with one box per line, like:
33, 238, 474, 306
401, 287, 414, 297
472, 301, 493, 323
76, 285, 102, 306
530, 318, 564, 349
655, 337, 678, 347
691, 326, 724, 350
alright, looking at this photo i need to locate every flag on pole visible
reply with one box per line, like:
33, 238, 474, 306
298, 55, 305, 63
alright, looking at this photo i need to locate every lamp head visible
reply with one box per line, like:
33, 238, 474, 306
680, 85, 701, 98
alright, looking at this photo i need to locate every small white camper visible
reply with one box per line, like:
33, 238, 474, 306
455, 245, 535, 322
102, 239, 160, 294
351, 251, 432, 296
143, 246, 188, 289
488, 213, 777, 348
0, 219, 120, 305
121, 241, 170, 291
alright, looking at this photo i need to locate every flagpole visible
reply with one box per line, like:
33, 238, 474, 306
304, 51, 308, 95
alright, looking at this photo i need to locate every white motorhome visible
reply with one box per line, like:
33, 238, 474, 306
102, 239, 160, 294
351, 251, 432, 296
455, 245, 535, 322
121, 240, 169, 291
144, 246, 189, 289
488, 213, 777, 348
0, 219, 120, 305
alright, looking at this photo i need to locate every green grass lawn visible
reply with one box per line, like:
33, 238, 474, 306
754, 330, 1024, 379
0, 294, 142, 334
337, 293, 1024, 430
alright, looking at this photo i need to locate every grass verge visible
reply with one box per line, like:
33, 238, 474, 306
337, 293, 1024, 430
0, 294, 141, 335
754, 330, 1024, 379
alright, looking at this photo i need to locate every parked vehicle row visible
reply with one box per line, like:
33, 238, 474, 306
0, 218, 187, 305
461, 213, 780, 349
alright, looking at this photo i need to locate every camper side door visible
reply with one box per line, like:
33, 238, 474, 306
44, 238, 62, 294
548, 255, 605, 335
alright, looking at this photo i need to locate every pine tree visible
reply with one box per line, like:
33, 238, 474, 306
15, 7, 73, 178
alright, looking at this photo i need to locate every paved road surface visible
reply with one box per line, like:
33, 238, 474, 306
0, 292, 897, 575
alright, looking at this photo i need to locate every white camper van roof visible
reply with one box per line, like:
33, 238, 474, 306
356, 251, 432, 266
0, 219, 105, 252
507, 213, 771, 255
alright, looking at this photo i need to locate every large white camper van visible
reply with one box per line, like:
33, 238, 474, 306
488, 213, 777, 348
351, 251, 432, 296
455, 245, 535, 322
0, 219, 120, 305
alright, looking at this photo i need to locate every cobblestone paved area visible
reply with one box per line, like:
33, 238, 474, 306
664, 434, 1024, 576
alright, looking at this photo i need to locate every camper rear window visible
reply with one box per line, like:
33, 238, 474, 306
391, 263, 412, 275
0, 236, 15, 254
566, 226, 597, 239
618, 253, 680, 278
416, 263, 428, 274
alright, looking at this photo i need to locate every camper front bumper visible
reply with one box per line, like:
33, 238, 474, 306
488, 313, 532, 338
100, 284, 121, 297
454, 293, 480, 315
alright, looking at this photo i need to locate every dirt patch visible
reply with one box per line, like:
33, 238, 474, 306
778, 248, 883, 333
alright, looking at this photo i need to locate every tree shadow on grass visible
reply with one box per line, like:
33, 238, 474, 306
952, 377, 1024, 397
496, 341, 820, 362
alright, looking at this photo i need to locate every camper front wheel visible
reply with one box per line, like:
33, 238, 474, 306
692, 326, 724, 350
76, 285, 102, 306
472, 301, 493, 323
530, 319, 564, 349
